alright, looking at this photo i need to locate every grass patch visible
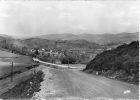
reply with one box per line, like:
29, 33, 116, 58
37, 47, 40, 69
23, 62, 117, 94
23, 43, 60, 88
0, 71, 44, 99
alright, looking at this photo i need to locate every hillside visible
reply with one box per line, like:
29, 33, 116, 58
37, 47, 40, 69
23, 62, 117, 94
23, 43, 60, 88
23, 38, 101, 49
0, 35, 27, 48
0, 34, 12, 39
35, 34, 79, 40
34, 32, 138, 45
83, 41, 139, 85
0, 35, 12, 42
0, 32, 138, 49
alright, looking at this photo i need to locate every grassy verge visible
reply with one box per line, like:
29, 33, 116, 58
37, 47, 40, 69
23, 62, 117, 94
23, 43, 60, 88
0, 71, 44, 99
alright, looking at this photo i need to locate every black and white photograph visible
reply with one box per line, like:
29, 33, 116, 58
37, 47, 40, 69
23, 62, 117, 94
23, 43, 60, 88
0, 0, 139, 99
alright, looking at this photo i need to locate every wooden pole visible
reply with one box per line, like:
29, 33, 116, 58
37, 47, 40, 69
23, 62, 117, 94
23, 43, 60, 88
11, 61, 13, 82
68, 55, 69, 68
34, 65, 36, 75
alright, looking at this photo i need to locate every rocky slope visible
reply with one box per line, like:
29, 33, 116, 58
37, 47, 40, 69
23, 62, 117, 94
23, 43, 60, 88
84, 41, 139, 85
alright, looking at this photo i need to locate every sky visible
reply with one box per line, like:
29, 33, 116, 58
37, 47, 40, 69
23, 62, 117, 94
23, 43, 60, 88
0, 0, 139, 38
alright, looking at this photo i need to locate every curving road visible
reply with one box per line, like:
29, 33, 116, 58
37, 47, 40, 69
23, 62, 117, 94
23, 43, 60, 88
33, 59, 139, 99
49, 68, 139, 99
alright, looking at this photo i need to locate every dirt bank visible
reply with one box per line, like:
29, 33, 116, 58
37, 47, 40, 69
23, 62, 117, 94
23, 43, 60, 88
0, 71, 44, 99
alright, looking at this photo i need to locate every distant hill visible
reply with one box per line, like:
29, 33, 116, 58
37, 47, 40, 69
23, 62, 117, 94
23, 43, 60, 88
12, 40, 27, 48
0, 34, 12, 42
35, 34, 79, 40
83, 41, 139, 85
23, 38, 101, 49
34, 32, 138, 45
0, 34, 12, 38
0, 32, 138, 50
0, 35, 27, 48
23, 38, 54, 49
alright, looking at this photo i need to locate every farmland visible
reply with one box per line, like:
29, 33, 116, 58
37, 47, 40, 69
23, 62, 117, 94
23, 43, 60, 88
0, 50, 36, 79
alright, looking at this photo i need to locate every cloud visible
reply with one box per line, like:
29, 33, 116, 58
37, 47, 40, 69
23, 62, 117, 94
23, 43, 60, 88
71, 24, 88, 31
0, 1, 138, 37
58, 12, 72, 19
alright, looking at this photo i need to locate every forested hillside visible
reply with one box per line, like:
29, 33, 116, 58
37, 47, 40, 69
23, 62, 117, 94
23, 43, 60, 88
84, 41, 139, 85
35, 32, 138, 45
23, 38, 101, 49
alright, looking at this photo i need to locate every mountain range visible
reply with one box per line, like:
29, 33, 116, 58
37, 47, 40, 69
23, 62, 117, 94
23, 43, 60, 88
23, 38, 101, 49
34, 32, 139, 45
0, 32, 139, 49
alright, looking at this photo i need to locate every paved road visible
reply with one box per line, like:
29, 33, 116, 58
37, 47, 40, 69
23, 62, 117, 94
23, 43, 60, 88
49, 68, 138, 99
33, 59, 139, 99
33, 58, 84, 69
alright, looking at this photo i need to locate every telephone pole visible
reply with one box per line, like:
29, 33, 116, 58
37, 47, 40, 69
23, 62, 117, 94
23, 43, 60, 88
11, 50, 14, 82
11, 61, 13, 82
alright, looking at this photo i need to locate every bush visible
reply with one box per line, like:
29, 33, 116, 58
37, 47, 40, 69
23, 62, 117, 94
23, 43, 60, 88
61, 56, 76, 64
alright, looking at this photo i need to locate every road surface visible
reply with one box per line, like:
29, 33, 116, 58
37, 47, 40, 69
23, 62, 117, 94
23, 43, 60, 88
33, 58, 85, 69
33, 64, 139, 99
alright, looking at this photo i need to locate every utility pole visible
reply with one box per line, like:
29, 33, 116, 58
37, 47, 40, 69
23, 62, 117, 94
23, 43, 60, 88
33, 48, 39, 74
11, 61, 13, 82
68, 56, 69, 68
33, 65, 36, 75
67, 50, 70, 68
10, 60, 13, 96
64, 50, 69, 68
11, 50, 14, 82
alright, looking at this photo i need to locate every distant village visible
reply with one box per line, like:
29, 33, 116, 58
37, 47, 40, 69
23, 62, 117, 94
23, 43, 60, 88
30, 47, 113, 64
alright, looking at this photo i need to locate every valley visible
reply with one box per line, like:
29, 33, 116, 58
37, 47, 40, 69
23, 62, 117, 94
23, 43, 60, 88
0, 32, 139, 99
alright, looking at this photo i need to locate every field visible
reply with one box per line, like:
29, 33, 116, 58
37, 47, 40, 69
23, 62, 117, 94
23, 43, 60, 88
0, 50, 34, 63
0, 62, 34, 78
0, 50, 35, 79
